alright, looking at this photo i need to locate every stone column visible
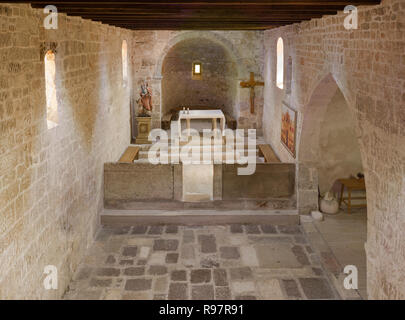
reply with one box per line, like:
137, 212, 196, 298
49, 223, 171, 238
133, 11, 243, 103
297, 162, 319, 214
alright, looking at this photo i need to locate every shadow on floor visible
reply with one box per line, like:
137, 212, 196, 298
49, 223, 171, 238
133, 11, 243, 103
313, 208, 367, 299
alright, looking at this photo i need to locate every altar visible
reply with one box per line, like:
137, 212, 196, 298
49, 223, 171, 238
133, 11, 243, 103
178, 109, 226, 137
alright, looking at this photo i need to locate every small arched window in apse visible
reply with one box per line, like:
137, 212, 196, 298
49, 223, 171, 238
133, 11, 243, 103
122, 40, 128, 86
276, 37, 284, 89
44, 50, 58, 129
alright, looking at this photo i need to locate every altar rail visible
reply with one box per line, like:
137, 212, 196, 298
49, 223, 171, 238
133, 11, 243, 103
104, 163, 296, 209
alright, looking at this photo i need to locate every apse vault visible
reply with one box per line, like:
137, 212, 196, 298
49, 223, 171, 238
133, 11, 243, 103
161, 38, 238, 119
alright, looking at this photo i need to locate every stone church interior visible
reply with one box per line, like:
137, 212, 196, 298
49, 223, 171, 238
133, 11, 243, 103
0, 0, 404, 301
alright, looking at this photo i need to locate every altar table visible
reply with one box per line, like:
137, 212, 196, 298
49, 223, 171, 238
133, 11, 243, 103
178, 110, 226, 138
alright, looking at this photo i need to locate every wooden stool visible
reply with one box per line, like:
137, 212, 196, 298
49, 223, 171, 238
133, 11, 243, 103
338, 178, 367, 214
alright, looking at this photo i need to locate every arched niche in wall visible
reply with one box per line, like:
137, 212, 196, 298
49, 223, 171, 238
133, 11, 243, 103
298, 74, 364, 210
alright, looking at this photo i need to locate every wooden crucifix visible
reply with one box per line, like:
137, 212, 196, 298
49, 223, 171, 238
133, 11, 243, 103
240, 72, 264, 114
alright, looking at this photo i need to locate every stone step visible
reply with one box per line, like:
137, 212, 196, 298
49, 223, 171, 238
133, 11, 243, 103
137, 144, 259, 155
137, 153, 264, 163
138, 150, 259, 160
129, 137, 267, 158
138, 146, 259, 155
105, 198, 295, 211
133, 158, 266, 164
155, 140, 259, 148
153, 135, 263, 142
131, 135, 265, 147
101, 208, 299, 226
142, 142, 259, 148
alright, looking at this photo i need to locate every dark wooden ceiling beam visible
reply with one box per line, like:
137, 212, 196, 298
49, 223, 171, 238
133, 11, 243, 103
41, 7, 342, 12
18, 0, 381, 5
66, 13, 329, 19
110, 23, 295, 30
8, 0, 382, 8
0, 0, 381, 30
79, 18, 310, 23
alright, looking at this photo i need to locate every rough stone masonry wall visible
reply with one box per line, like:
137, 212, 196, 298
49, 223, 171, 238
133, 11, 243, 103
263, 0, 405, 299
132, 30, 264, 131
0, 4, 132, 299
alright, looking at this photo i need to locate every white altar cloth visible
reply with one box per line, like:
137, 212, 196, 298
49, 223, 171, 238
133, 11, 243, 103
178, 110, 226, 137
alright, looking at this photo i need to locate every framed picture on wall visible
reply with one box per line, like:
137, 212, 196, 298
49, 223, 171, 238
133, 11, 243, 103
280, 102, 297, 158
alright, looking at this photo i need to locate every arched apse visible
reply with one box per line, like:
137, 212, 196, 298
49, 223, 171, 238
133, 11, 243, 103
298, 74, 364, 210
154, 31, 245, 79
161, 37, 238, 118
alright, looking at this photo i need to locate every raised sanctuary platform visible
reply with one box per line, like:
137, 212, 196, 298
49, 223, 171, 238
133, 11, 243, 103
102, 163, 297, 226
102, 133, 298, 226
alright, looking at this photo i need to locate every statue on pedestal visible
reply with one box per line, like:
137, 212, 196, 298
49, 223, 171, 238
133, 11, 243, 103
135, 81, 153, 144
137, 81, 153, 117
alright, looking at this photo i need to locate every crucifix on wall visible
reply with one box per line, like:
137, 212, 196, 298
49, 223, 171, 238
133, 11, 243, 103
240, 72, 264, 114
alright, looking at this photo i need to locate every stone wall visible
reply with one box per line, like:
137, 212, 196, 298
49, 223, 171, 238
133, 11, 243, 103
132, 30, 264, 131
263, 0, 405, 299
0, 4, 132, 299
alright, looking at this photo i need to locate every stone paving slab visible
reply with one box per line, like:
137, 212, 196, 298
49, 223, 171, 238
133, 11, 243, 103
63, 224, 342, 300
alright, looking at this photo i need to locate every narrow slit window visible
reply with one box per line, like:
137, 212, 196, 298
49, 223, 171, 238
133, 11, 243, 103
193, 62, 201, 75
45, 50, 58, 129
276, 37, 284, 89
122, 40, 128, 85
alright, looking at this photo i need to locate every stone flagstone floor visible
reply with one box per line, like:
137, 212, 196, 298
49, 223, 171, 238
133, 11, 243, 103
63, 224, 341, 300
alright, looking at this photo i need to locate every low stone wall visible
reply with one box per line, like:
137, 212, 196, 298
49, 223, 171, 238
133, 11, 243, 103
104, 163, 177, 201
104, 163, 296, 205
222, 164, 295, 200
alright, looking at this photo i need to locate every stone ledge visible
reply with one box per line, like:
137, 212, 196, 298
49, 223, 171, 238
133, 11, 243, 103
101, 209, 299, 226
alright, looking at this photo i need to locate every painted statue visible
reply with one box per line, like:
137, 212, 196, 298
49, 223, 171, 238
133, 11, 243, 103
137, 81, 153, 116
